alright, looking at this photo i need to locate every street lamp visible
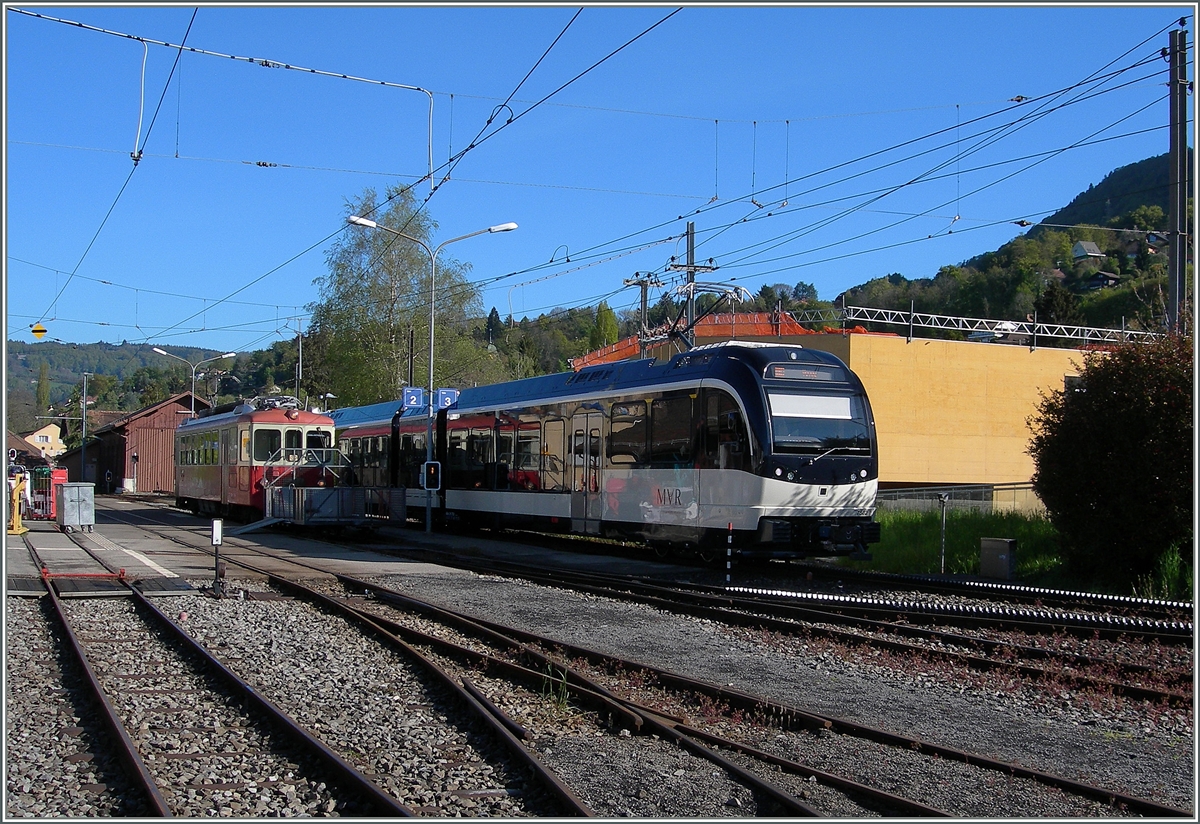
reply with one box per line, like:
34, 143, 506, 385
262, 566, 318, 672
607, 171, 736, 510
152, 348, 237, 416
81, 372, 92, 484
346, 214, 517, 532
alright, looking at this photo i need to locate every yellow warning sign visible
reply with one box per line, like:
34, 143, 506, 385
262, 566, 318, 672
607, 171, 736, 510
30, 324, 46, 340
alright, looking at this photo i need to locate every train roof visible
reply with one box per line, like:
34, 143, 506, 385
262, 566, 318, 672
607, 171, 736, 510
457, 342, 853, 411
330, 343, 859, 429
177, 396, 333, 430
329, 400, 406, 431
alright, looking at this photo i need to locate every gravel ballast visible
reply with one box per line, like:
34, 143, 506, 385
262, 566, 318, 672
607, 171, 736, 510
7, 560, 1193, 817
375, 567, 1194, 814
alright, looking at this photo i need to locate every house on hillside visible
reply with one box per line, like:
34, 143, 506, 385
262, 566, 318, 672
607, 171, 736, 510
6, 431, 49, 468
1071, 240, 1106, 265
21, 422, 66, 460
1084, 271, 1122, 291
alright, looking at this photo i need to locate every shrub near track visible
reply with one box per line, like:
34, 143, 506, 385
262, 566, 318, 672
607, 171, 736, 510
1028, 333, 1193, 593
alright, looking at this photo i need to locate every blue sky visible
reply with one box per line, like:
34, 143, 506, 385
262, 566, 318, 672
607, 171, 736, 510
5, 4, 1192, 354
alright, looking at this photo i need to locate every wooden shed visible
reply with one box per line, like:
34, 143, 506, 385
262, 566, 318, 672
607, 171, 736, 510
82, 392, 210, 493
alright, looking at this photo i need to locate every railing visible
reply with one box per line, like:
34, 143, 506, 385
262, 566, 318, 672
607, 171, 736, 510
259, 447, 347, 492
265, 486, 407, 525
787, 305, 1157, 346
875, 483, 1045, 515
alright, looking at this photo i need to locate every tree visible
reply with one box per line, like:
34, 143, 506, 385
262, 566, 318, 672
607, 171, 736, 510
1033, 280, 1083, 326
792, 281, 819, 304
308, 185, 485, 405
36, 362, 50, 413
589, 302, 620, 350
485, 307, 504, 347
1027, 334, 1192, 587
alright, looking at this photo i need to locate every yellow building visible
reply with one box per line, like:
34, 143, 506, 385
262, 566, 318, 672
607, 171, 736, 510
791, 333, 1081, 487
21, 422, 67, 461
603, 314, 1088, 489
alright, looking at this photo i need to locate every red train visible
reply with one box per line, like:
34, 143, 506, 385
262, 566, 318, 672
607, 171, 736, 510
173, 396, 339, 520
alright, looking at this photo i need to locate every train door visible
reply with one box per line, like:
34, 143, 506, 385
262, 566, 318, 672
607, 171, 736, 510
221, 427, 234, 508
570, 411, 603, 534
238, 427, 251, 497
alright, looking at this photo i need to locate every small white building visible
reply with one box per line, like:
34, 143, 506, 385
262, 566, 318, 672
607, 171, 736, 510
1071, 240, 1106, 264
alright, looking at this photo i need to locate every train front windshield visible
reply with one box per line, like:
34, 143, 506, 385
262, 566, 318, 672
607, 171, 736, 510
767, 393, 872, 454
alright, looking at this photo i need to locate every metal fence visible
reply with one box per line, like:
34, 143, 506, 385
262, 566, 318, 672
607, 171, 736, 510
876, 483, 1045, 515
266, 486, 407, 526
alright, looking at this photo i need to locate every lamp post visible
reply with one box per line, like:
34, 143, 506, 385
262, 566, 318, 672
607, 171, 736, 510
152, 348, 237, 417
80, 372, 92, 484
346, 214, 517, 532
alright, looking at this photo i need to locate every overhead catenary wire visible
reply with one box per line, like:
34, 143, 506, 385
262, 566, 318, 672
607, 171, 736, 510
695, 59, 1171, 270
33, 8, 198, 328
9, 6, 1176, 355
716, 94, 1171, 282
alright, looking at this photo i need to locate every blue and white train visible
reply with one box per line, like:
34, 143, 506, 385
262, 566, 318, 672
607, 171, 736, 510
332, 341, 881, 560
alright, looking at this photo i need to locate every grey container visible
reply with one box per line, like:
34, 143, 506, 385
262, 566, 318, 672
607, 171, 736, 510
980, 537, 1016, 580
56, 482, 95, 533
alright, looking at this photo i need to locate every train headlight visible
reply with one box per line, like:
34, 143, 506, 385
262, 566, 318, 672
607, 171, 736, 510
860, 469, 868, 478
775, 467, 783, 477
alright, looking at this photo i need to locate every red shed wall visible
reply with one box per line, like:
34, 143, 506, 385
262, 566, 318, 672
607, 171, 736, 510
122, 400, 191, 494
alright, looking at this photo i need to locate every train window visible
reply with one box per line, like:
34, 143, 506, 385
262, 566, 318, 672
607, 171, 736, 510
254, 429, 282, 462
240, 429, 250, 463
447, 430, 469, 470
608, 401, 647, 466
768, 393, 871, 454
514, 428, 541, 490
284, 429, 303, 462
704, 390, 749, 471
306, 429, 330, 450
650, 396, 693, 468
469, 428, 493, 466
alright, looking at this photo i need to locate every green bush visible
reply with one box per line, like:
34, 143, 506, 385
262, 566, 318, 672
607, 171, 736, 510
845, 509, 1192, 598
845, 508, 1063, 580
1028, 334, 1193, 588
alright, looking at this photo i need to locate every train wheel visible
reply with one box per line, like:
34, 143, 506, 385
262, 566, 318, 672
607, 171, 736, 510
697, 548, 720, 564
652, 543, 671, 559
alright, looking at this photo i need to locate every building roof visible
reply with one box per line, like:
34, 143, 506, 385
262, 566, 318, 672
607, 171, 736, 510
571, 311, 883, 370
1072, 240, 1105, 258
6, 431, 49, 466
92, 392, 209, 435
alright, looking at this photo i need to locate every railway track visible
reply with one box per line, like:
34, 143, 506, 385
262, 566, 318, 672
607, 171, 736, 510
82, 509, 1193, 817
785, 562, 1194, 621
21, 545, 411, 817
13, 536, 581, 817
368, 545, 1194, 709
